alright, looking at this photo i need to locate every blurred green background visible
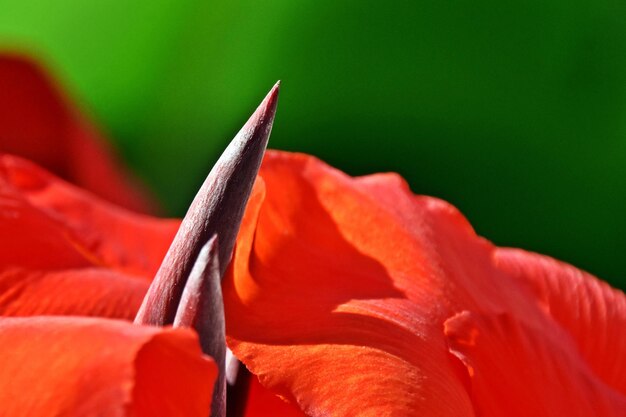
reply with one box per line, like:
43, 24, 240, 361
1, 0, 625, 288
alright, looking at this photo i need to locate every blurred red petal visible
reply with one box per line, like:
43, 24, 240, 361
0, 316, 216, 416
445, 311, 626, 417
0, 53, 156, 213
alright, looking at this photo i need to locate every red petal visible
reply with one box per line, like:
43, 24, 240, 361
0, 53, 156, 213
224, 151, 626, 416
0, 268, 148, 319
224, 152, 490, 416
244, 376, 307, 417
0, 155, 178, 319
0, 317, 216, 416
0, 154, 178, 277
495, 248, 626, 394
445, 311, 626, 416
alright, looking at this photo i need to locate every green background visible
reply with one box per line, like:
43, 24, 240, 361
1, 0, 625, 288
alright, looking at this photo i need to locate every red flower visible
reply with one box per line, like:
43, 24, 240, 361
0, 54, 625, 417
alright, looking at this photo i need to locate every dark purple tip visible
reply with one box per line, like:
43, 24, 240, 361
134, 83, 279, 326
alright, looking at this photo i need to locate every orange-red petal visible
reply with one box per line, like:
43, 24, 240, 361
224, 150, 626, 416
0, 267, 148, 319
0, 154, 178, 277
0, 53, 156, 213
445, 311, 626, 417
244, 376, 307, 417
0, 316, 216, 416
0, 154, 178, 319
224, 152, 483, 416
495, 248, 626, 395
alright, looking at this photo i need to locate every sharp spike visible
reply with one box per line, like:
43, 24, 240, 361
172, 235, 226, 417
135, 83, 279, 325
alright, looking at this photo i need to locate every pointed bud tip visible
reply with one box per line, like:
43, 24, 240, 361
259, 81, 280, 120
173, 234, 221, 330
200, 234, 219, 262
241, 81, 279, 151
139, 83, 279, 327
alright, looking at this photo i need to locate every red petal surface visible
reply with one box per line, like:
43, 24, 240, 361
0, 154, 178, 277
0, 53, 156, 213
0, 316, 216, 416
224, 151, 626, 416
495, 248, 626, 395
445, 311, 626, 417
0, 268, 148, 319
225, 152, 478, 416
244, 376, 307, 417
0, 155, 178, 319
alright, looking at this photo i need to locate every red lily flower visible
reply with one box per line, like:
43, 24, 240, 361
1, 53, 625, 417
